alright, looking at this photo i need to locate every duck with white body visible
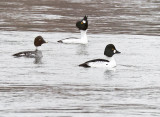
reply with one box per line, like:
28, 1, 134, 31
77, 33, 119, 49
58, 15, 88, 44
79, 44, 121, 68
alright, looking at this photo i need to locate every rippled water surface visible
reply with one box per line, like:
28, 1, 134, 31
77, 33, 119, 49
0, 0, 160, 117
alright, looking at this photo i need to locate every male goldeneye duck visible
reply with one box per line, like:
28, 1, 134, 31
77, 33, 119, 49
79, 44, 121, 68
58, 15, 88, 44
13, 36, 47, 58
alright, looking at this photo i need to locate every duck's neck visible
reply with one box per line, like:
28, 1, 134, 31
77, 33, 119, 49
35, 47, 39, 51
80, 30, 88, 42
106, 56, 116, 67
105, 56, 113, 61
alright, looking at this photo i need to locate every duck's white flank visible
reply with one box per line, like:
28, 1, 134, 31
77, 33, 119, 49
62, 30, 88, 44
88, 57, 116, 68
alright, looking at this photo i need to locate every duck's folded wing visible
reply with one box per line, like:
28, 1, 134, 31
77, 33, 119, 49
79, 59, 109, 67
13, 51, 36, 58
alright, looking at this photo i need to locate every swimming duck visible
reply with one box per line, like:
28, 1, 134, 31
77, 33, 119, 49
13, 36, 47, 58
58, 15, 88, 44
79, 44, 121, 68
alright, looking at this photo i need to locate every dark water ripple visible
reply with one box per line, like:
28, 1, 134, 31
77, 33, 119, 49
0, 0, 160, 35
1, 84, 160, 114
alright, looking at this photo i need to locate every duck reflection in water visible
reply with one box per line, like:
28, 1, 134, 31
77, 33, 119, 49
76, 44, 88, 55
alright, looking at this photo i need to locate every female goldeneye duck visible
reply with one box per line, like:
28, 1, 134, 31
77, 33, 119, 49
57, 15, 88, 44
79, 44, 121, 68
13, 36, 47, 58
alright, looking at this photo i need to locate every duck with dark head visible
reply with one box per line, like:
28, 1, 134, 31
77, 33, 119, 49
13, 36, 47, 63
58, 15, 88, 44
79, 44, 121, 68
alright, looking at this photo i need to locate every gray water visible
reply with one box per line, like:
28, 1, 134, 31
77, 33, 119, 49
0, 0, 160, 117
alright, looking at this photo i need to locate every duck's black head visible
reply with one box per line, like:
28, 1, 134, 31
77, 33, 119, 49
76, 15, 88, 30
104, 44, 121, 57
34, 36, 47, 47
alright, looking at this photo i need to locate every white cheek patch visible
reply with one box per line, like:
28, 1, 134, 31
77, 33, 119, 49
82, 20, 86, 24
113, 50, 116, 53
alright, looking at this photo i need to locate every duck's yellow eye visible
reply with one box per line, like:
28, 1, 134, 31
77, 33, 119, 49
81, 22, 83, 24
112, 48, 114, 51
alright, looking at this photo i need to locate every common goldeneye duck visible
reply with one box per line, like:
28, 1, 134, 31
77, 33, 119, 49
13, 36, 47, 58
79, 44, 121, 68
58, 15, 88, 44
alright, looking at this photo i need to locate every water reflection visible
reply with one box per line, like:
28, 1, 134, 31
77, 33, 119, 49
103, 67, 116, 78
76, 44, 88, 55
34, 56, 42, 64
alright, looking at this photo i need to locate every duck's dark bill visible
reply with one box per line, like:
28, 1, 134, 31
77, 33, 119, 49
116, 50, 121, 54
43, 40, 48, 43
